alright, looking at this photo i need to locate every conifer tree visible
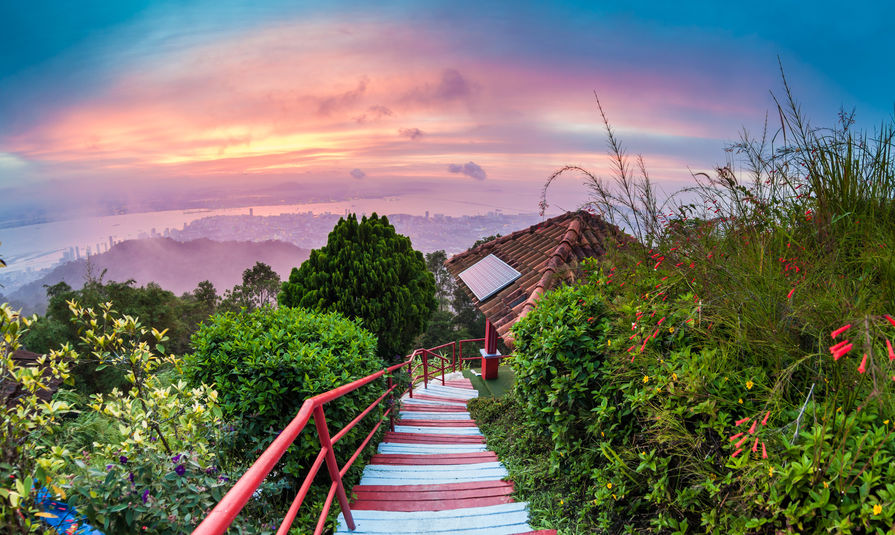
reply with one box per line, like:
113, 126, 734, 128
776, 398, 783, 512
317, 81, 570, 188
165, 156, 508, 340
279, 213, 437, 360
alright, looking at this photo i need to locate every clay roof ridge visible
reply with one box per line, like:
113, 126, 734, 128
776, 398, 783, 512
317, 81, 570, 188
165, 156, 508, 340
519, 215, 584, 316
445, 211, 579, 267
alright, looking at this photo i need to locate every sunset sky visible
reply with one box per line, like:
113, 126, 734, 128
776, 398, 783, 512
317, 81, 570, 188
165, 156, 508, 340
1, 1, 892, 218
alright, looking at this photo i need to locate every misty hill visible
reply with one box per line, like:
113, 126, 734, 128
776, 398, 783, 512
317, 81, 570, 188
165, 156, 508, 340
7, 238, 309, 315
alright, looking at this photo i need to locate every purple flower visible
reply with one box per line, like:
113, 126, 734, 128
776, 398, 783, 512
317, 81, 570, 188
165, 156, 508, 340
174, 465, 186, 477
128, 472, 135, 483
119, 455, 128, 465
106, 464, 113, 470
171, 454, 182, 464
218, 475, 229, 483
141, 489, 150, 504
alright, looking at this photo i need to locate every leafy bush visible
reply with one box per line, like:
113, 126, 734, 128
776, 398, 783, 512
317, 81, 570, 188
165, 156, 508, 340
0, 303, 76, 533
184, 307, 384, 494
55, 301, 234, 534
503, 83, 895, 533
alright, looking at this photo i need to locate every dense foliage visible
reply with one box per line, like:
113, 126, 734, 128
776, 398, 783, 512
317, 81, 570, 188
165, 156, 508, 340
0, 304, 75, 533
279, 213, 437, 361
57, 302, 232, 534
504, 89, 895, 533
184, 307, 384, 497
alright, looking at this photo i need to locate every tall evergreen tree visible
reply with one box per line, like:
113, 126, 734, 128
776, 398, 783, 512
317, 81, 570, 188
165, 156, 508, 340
279, 213, 437, 361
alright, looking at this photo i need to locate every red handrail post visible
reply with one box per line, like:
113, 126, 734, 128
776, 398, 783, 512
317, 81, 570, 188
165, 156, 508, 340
312, 405, 354, 530
423, 353, 428, 390
452, 343, 456, 373
407, 355, 413, 398
387, 374, 395, 432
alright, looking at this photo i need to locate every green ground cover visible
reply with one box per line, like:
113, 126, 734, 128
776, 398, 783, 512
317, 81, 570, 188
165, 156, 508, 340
462, 364, 516, 398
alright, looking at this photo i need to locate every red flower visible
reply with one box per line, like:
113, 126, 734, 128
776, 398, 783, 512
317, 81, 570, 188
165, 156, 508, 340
857, 354, 868, 374
786, 288, 795, 299
829, 340, 849, 353
831, 324, 852, 339
887, 339, 894, 361
833, 343, 853, 361
886, 315, 895, 327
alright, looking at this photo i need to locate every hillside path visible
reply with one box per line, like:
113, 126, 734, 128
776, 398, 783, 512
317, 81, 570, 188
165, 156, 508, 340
335, 374, 553, 535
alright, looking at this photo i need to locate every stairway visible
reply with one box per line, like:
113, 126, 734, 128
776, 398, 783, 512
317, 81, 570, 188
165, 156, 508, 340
336, 374, 554, 535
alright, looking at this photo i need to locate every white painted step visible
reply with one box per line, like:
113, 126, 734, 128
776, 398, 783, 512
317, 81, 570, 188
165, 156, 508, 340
398, 411, 472, 420
358, 462, 508, 485
377, 443, 489, 454
336, 503, 532, 534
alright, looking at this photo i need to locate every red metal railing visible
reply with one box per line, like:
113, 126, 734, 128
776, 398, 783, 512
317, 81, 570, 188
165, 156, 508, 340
458, 338, 486, 367
192, 339, 474, 535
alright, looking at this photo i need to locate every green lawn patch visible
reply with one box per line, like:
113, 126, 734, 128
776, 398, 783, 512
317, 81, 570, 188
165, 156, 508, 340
461, 364, 515, 398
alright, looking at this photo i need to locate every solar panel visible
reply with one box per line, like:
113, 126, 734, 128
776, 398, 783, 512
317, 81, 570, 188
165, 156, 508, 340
458, 254, 522, 302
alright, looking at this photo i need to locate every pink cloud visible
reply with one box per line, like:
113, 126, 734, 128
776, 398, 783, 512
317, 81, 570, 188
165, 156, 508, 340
2, 17, 753, 189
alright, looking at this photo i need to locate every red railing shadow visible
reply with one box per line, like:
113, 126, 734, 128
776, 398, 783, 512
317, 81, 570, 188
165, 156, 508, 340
192, 339, 480, 535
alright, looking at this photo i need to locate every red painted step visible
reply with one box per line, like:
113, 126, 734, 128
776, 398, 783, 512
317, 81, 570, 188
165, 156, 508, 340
383, 432, 485, 444
353, 483, 512, 502
351, 480, 516, 511
396, 419, 478, 427
353, 480, 514, 494
515, 531, 558, 534
409, 394, 473, 403
370, 452, 498, 465
352, 494, 514, 511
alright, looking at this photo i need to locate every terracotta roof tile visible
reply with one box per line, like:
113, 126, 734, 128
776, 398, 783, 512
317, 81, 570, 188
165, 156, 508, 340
445, 210, 627, 346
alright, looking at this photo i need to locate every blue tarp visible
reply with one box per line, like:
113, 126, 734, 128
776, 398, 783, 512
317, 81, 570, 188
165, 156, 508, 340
35, 488, 103, 535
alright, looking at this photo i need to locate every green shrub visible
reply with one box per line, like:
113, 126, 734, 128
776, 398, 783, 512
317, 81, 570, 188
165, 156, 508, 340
184, 307, 385, 495
0, 303, 76, 533
279, 213, 437, 361
55, 301, 236, 534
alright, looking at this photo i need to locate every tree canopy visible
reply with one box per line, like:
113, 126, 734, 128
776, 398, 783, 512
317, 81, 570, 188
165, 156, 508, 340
278, 213, 436, 360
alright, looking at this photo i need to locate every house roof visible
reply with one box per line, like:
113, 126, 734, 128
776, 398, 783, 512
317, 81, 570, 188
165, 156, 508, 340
1, 349, 64, 407
445, 210, 626, 344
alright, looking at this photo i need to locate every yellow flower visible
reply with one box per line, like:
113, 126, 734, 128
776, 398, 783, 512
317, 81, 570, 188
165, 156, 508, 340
768, 467, 774, 477
656, 387, 661, 393
873, 504, 882, 515
823, 481, 829, 488
672, 373, 678, 381
643, 375, 650, 383
607, 339, 611, 346
560, 499, 564, 505
668, 327, 675, 333
746, 380, 754, 390
606, 482, 613, 490
611, 493, 617, 500
885, 420, 890, 425
738, 398, 743, 404
600, 431, 605, 437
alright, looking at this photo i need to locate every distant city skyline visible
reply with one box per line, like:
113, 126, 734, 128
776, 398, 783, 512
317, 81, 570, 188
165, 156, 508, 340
1, 1, 892, 218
